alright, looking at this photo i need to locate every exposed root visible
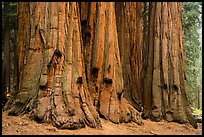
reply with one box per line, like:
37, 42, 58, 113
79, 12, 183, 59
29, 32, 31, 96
99, 88, 143, 126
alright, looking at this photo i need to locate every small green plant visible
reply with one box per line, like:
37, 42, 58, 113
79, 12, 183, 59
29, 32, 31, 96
193, 108, 202, 115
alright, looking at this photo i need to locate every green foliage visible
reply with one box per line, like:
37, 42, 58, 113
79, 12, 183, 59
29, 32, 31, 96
182, 2, 202, 107
2, 2, 18, 30
193, 108, 202, 115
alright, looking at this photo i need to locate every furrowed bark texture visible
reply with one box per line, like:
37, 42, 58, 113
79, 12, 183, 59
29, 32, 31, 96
142, 2, 198, 128
6, 2, 101, 129
4, 2, 197, 130
4, 2, 31, 111
80, 2, 143, 125
115, 2, 144, 112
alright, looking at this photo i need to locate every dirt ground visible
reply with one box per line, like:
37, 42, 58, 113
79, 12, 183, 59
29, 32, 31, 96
2, 110, 202, 135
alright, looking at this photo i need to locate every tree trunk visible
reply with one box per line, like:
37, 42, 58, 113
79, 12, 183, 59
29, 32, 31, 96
5, 2, 101, 129
80, 2, 143, 125
4, 2, 143, 130
2, 2, 12, 106
3, 2, 197, 130
115, 2, 144, 112
4, 2, 31, 111
142, 2, 198, 128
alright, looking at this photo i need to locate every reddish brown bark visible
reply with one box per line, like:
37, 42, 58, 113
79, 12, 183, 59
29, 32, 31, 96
115, 2, 144, 112
142, 2, 198, 128
80, 2, 143, 125
5, 2, 101, 129
4, 2, 197, 130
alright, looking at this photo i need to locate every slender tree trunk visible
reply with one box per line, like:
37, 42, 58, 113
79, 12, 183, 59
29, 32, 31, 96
2, 2, 12, 106
197, 88, 200, 109
8, 2, 18, 106
4, 2, 31, 110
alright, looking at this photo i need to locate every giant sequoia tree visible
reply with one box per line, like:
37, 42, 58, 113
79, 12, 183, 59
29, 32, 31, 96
3, 2, 198, 129
141, 2, 197, 128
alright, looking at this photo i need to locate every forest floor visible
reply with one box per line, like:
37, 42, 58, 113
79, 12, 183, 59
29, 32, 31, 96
2, 110, 202, 135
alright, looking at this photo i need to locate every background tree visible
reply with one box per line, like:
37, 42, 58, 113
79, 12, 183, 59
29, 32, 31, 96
2, 2, 18, 106
182, 2, 202, 109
